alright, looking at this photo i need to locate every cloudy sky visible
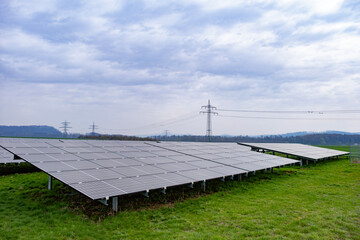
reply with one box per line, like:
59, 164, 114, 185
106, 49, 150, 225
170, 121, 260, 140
1, 0, 360, 136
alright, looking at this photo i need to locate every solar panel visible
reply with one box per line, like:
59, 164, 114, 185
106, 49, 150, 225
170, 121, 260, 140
0, 138, 299, 202
0, 147, 24, 164
238, 143, 349, 161
147, 141, 299, 172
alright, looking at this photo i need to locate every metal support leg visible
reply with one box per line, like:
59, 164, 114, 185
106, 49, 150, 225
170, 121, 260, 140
272, 151, 275, 155
253, 171, 256, 176
221, 176, 225, 182
48, 175, 52, 190
299, 161, 303, 167
201, 181, 206, 192
141, 190, 149, 198
161, 187, 166, 194
112, 197, 118, 212
306, 159, 309, 165
189, 182, 194, 189
237, 174, 242, 181
270, 168, 273, 173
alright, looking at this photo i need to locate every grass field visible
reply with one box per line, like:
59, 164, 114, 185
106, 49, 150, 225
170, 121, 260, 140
0, 146, 359, 239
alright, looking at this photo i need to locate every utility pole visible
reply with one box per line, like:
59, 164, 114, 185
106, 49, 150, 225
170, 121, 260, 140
89, 122, 98, 135
200, 100, 218, 141
60, 120, 71, 137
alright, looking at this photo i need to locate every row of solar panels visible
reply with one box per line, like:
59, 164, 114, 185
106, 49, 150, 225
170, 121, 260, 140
238, 143, 349, 160
0, 138, 299, 200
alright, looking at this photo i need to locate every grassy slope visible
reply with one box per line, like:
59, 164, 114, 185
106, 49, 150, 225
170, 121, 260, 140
0, 146, 359, 240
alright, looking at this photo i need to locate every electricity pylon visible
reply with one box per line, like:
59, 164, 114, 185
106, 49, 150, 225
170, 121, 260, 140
200, 100, 218, 141
89, 122, 98, 135
60, 120, 71, 137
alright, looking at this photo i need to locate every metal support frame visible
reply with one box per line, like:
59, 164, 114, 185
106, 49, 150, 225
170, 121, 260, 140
161, 187, 166, 194
189, 182, 194, 188
112, 197, 118, 212
221, 176, 225, 182
237, 174, 242, 181
201, 180, 206, 192
98, 197, 109, 206
141, 190, 149, 198
48, 175, 53, 190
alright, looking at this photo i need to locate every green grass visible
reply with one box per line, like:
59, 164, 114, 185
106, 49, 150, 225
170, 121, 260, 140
0, 147, 359, 239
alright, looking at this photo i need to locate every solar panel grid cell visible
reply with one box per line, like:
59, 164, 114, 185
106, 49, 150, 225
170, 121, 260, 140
51, 171, 98, 184
112, 166, 149, 177
70, 181, 126, 199
104, 178, 148, 194
81, 168, 123, 181
157, 172, 193, 184
0, 148, 24, 164
33, 161, 76, 172
210, 165, 247, 175
156, 162, 198, 172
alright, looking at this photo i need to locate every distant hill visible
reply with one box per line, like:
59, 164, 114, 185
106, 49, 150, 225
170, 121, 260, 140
0, 125, 63, 138
1, 125, 359, 145
79, 134, 155, 141
262, 131, 311, 137
258, 131, 360, 138
153, 133, 360, 145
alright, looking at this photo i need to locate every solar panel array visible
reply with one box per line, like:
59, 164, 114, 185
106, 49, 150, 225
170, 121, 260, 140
0, 138, 299, 200
148, 142, 299, 172
0, 147, 24, 164
238, 143, 349, 161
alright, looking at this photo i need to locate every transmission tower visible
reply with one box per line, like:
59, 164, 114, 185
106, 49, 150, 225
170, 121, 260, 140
200, 100, 218, 141
89, 122, 98, 135
60, 120, 71, 137
164, 130, 170, 137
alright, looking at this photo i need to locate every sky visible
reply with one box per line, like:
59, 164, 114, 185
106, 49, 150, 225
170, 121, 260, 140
1, 0, 360, 136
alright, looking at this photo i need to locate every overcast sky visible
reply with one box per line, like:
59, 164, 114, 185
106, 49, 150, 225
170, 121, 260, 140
1, 0, 360, 136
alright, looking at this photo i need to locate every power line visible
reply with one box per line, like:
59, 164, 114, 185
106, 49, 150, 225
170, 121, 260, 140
216, 109, 360, 114
101, 112, 200, 133
217, 114, 360, 121
200, 100, 218, 141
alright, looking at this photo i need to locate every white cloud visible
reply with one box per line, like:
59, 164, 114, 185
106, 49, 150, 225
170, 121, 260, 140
0, 0, 359, 135
9, 0, 57, 18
